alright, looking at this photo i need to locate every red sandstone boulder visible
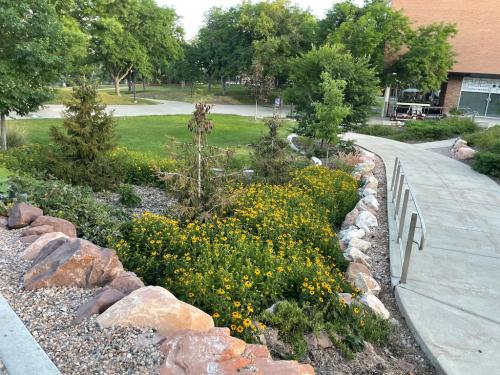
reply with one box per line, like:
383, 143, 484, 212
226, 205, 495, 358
159, 328, 315, 375
24, 238, 123, 290
29, 216, 77, 237
105, 271, 144, 295
21, 232, 69, 260
7, 204, 43, 229
97, 286, 214, 336
21, 225, 55, 237
72, 288, 126, 324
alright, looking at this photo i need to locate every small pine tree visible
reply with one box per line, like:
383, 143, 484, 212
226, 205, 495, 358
252, 113, 294, 184
50, 80, 123, 190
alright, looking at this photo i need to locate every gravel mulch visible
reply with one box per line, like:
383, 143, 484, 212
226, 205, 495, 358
309, 152, 436, 375
0, 227, 164, 375
95, 185, 176, 216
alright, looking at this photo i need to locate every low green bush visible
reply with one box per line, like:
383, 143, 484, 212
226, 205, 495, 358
6, 127, 27, 148
357, 124, 401, 137
118, 184, 142, 208
472, 152, 500, 177
0, 144, 52, 176
465, 125, 500, 152
7, 176, 125, 246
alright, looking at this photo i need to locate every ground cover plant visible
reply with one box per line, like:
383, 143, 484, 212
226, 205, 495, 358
358, 116, 479, 142
465, 126, 500, 177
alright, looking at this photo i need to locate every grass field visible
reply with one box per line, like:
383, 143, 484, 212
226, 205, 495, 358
99, 83, 282, 105
8, 115, 290, 156
46, 88, 158, 105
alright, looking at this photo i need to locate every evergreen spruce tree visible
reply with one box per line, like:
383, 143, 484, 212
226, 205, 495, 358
50, 80, 122, 190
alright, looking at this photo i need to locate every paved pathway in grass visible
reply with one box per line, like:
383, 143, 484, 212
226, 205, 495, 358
15, 100, 284, 119
345, 133, 500, 375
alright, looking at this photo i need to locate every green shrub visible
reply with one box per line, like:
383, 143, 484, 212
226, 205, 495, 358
465, 126, 500, 152
118, 184, 142, 208
472, 152, 500, 177
357, 124, 401, 137
110, 147, 178, 186
7, 176, 125, 246
396, 117, 478, 141
0, 144, 52, 176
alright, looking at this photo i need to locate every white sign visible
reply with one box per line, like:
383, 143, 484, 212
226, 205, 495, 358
462, 77, 500, 94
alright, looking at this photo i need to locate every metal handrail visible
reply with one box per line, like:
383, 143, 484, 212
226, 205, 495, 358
390, 157, 427, 283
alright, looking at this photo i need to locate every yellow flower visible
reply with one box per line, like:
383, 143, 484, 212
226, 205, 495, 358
266, 271, 273, 277
244, 281, 253, 288
258, 322, 266, 330
360, 319, 365, 327
243, 318, 251, 327
236, 326, 244, 333
188, 292, 194, 298
353, 307, 360, 315
232, 311, 241, 319
234, 301, 241, 308
212, 312, 220, 318
230, 324, 237, 331
254, 269, 261, 276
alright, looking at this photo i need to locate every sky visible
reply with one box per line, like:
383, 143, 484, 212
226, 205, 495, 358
157, 0, 363, 39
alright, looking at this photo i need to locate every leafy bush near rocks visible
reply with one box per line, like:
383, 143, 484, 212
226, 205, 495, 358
110, 147, 179, 186
0, 144, 52, 176
261, 300, 391, 359
118, 184, 142, 208
290, 166, 359, 227
7, 176, 125, 246
464, 125, 500, 152
472, 152, 500, 177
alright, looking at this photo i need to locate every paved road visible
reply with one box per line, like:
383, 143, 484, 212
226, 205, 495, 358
14, 100, 287, 119
345, 133, 500, 375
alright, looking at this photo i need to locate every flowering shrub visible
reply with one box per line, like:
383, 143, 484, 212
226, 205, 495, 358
290, 166, 359, 227
116, 212, 353, 340
110, 147, 179, 186
230, 183, 346, 267
0, 144, 52, 176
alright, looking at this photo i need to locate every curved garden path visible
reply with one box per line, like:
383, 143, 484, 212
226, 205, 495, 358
345, 133, 500, 375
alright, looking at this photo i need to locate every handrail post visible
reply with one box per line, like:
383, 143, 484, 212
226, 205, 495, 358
390, 157, 399, 191
392, 164, 402, 201
397, 189, 410, 243
401, 213, 418, 284
394, 173, 405, 219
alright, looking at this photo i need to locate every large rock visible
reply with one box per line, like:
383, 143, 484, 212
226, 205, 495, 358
20, 235, 40, 245
351, 272, 381, 295
73, 288, 126, 324
0, 216, 7, 228
344, 247, 371, 269
7, 204, 43, 229
456, 147, 476, 160
160, 328, 314, 375
359, 195, 380, 212
20, 232, 69, 260
361, 294, 390, 319
346, 262, 372, 282
340, 226, 366, 243
355, 211, 378, 233
349, 238, 371, 251
105, 271, 144, 295
355, 161, 375, 173
97, 286, 214, 336
21, 225, 55, 237
73, 272, 144, 324
341, 208, 360, 228
29, 216, 77, 237
361, 188, 378, 197
24, 238, 123, 290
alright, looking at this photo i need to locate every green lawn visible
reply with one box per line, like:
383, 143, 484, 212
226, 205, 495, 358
46, 88, 158, 105
9, 115, 290, 155
100, 83, 281, 105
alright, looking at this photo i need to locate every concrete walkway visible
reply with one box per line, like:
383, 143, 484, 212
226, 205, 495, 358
0, 293, 60, 375
14, 100, 284, 119
345, 133, 500, 375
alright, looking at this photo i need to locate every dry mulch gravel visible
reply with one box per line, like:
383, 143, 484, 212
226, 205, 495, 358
308, 152, 437, 375
0, 227, 164, 375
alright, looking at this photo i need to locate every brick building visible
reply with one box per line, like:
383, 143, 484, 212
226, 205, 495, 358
391, 0, 500, 117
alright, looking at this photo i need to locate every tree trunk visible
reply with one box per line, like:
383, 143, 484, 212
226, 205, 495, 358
221, 77, 227, 96
114, 76, 121, 96
127, 74, 132, 93
197, 131, 202, 202
0, 113, 7, 151
191, 82, 194, 98
181, 80, 186, 89
207, 78, 212, 93
142, 76, 146, 90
